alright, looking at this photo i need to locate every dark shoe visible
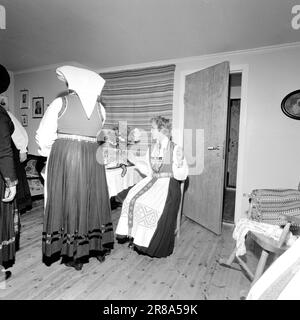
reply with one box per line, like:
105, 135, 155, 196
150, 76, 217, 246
0, 270, 11, 282
64, 261, 83, 271
117, 236, 130, 244
96, 248, 110, 263
5, 271, 12, 280
128, 239, 134, 249
96, 255, 106, 263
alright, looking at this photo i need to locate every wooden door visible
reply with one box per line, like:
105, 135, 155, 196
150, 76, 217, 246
183, 61, 230, 235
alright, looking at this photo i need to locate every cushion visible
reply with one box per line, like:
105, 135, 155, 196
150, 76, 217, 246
249, 189, 300, 227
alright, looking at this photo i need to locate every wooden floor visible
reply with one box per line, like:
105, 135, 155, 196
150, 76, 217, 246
0, 202, 255, 300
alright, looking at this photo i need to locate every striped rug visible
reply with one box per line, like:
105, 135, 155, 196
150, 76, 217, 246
99, 64, 176, 147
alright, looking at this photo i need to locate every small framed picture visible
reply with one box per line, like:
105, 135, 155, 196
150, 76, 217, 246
0, 95, 9, 111
32, 97, 44, 118
281, 90, 300, 120
20, 90, 29, 109
21, 114, 28, 127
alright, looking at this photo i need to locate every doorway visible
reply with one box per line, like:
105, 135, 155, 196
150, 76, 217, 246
222, 72, 242, 223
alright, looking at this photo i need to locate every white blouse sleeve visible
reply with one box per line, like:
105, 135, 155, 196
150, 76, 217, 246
172, 145, 189, 181
7, 111, 28, 153
35, 97, 63, 157
99, 103, 106, 125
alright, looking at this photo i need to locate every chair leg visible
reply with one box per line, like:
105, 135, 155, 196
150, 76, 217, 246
252, 249, 269, 286
236, 256, 254, 281
219, 248, 237, 266
219, 248, 255, 281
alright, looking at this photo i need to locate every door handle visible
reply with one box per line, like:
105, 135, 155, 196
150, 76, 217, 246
207, 145, 225, 159
207, 146, 221, 150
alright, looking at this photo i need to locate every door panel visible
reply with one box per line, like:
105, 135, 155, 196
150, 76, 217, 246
183, 61, 230, 235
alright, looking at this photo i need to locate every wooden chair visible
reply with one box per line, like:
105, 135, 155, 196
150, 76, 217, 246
175, 181, 185, 239
219, 188, 300, 289
219, 214, 300, 286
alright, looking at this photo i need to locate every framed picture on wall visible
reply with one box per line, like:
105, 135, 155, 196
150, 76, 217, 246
281, 90, 300, 120
20, 89, 29, 109
21, 114, 28, 127
32, 97, 44, 118
0, 95, 9, 111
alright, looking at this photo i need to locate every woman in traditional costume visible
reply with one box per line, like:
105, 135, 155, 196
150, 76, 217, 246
0, 64, 18, 280
36, 66, 114, 270
115, 116, 188, 258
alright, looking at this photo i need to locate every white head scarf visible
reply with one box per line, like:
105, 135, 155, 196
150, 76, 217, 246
56, 65, 105, 119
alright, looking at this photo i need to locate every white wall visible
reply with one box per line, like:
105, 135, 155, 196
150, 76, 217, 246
13, 67, 66, 155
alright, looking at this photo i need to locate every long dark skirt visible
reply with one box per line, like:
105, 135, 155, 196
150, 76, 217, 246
134, 179, 181, 258
0, 178, 18, 269
42, 138, 114, 265
12, 144, 32, 213
15, 161, 32, 213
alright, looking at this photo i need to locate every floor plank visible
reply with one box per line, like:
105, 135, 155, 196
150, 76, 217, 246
0, 202, 254, 300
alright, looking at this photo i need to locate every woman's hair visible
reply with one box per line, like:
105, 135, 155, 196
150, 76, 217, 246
151, 116, 172, 138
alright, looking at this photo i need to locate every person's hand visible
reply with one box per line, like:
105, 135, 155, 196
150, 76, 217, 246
176, 147, 184, 167
20, 152, 27, 163
120, 164, 127, 177
127, 150, 136, 164
2, 185, 16, 202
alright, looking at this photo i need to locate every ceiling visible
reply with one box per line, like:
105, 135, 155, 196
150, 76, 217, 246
0, 0, 299, 72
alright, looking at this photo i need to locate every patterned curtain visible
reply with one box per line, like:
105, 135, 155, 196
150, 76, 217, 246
99, 64, 176, 146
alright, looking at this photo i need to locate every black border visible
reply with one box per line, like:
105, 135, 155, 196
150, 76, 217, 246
281, 89, 300, 120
